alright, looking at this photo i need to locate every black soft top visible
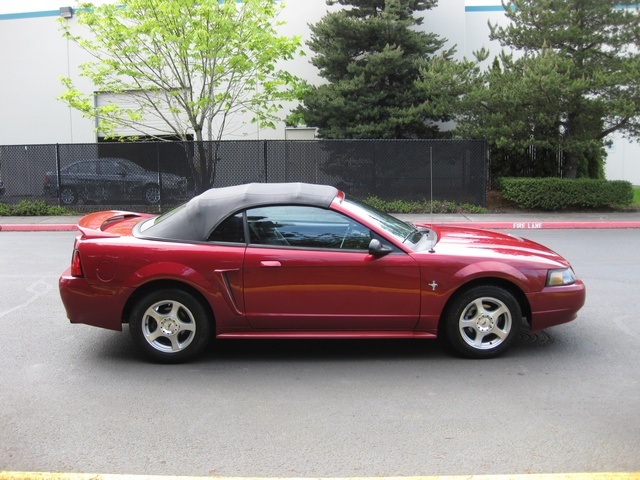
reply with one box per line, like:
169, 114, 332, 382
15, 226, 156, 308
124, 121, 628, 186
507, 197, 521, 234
137, 182, 339, 242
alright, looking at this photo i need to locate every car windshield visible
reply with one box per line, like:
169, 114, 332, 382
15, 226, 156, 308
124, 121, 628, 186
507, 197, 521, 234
341, 196, 425, 247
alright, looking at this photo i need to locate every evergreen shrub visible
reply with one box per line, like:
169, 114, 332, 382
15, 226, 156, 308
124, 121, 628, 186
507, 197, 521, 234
499, 178, 634, 210
363, 196, 487, 214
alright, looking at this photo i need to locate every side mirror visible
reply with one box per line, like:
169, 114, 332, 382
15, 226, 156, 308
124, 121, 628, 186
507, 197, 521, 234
368, 238, 392, 256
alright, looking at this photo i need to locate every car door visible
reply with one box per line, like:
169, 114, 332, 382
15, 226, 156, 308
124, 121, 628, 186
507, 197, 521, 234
73, 160, 99, 199
115, 159, 152, 198
242, 205, 421, 331
98, 159, 128, 200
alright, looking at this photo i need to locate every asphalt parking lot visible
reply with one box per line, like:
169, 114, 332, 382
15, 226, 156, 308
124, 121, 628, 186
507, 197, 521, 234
1, 213, 639, 479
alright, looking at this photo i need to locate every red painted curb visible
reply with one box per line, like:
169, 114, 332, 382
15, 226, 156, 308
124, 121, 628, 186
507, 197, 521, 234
422, 221, 640, 230
0, 224, 77, 232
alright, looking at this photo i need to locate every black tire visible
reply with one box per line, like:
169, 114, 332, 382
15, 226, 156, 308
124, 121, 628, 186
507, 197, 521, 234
129, 288, 211, 363
59, 186, 78, 205
442, 285, 522, 359
142, 184, 161, 205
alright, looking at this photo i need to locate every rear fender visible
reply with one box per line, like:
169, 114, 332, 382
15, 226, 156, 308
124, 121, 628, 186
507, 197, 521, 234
123, 261, 211, 291
122, 261, 247, 331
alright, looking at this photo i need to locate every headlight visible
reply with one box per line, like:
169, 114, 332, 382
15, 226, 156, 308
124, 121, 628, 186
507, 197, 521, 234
546, 268, 577, 286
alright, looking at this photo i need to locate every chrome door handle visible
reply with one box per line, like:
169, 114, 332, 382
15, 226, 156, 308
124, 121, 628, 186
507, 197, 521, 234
260, 261, 281, 267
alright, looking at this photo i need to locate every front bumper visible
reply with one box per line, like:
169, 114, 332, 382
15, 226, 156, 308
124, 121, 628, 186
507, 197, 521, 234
526, 280, 586, 332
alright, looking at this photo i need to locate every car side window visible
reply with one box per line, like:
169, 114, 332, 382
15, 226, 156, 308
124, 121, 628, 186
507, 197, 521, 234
76, 162, 96, 174
207, 212, 245, 244
246, 206, 372, 250
113, 162, 126, 175
100, 160, 121, 175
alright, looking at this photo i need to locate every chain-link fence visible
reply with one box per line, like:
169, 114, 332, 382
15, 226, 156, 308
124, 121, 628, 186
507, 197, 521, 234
0, 139, 486, 212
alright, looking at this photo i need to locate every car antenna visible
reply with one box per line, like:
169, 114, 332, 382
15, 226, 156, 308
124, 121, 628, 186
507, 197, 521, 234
430, 146, 433, 225
429, 146, 436, 253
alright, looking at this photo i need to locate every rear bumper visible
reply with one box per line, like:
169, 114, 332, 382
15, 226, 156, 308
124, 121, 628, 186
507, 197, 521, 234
526, 280, 586, 332
59, 268, 132, 331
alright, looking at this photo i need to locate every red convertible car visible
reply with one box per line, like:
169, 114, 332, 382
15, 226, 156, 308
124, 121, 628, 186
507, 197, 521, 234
60, 182, 585, 362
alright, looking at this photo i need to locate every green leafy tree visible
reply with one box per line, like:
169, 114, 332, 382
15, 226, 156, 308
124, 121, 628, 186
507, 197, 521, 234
458, 0, 640, 179
60, 0, 304, 192
289, 0, 459, 139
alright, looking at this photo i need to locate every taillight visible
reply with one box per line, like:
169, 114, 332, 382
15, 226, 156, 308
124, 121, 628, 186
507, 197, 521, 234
70, 250, 84, 277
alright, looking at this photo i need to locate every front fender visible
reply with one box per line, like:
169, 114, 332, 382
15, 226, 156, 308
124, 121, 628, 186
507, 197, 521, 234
449, 260, 534, 291
417, 260, 540, 332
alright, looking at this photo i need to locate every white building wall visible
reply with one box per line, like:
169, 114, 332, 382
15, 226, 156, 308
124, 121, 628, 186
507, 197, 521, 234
2, 13, 72, 144
606, 134, 640, 185
0, 0, 637, 184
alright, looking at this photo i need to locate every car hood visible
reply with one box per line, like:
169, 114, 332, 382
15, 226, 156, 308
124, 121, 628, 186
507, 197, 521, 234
423, 225, 570, 267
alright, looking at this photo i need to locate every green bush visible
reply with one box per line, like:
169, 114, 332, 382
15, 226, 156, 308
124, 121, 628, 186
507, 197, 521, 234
0, 203, 12, 216
0, 200, 73, 216
499, 178, 634, 210
363, 196, 487, 214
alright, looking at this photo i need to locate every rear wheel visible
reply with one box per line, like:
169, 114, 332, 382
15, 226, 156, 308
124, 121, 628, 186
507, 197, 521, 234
442, 285, 522, 359
129, 288, 211, 363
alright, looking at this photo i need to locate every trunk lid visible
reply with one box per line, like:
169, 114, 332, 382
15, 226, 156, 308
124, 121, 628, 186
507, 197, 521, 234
77, 210, 153, 238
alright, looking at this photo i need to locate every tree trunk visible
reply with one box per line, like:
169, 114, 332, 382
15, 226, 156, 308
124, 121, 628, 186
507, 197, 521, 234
195, 140, 209, 194
564, 151, 579, 179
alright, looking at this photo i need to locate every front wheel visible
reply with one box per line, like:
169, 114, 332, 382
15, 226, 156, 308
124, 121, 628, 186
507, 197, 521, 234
129, 289, 211, 363
442, 285, 522, 359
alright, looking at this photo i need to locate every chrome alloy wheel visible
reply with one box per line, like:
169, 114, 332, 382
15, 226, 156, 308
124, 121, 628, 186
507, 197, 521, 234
141, 300, 196, 353
60, 187, 78, 205
458, 296, 512, 350
143, 185, 161, 204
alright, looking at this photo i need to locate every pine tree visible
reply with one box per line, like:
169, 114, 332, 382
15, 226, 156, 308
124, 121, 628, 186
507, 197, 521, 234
289, 0, 457, 139
461, 0, 640, 178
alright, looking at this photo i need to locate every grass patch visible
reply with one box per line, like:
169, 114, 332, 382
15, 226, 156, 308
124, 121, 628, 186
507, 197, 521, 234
634, 187, 640, 205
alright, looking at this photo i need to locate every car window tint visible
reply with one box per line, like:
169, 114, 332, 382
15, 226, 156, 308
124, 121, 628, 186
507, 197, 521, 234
119, 160, 147, 174
208, 212, 245, 243
99, 161, 115, 174
76, 162, 96, 174
113, 161, 128, 175
246, 206, 371, 250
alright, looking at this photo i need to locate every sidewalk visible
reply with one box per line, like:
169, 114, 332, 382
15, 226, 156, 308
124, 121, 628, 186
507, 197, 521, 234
396, 211, 640, 230
2, 211, 640, 231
